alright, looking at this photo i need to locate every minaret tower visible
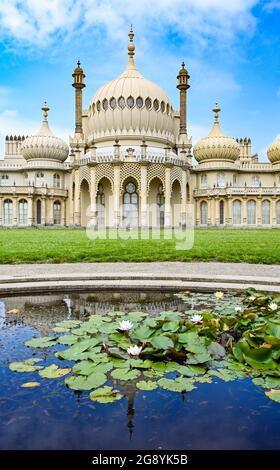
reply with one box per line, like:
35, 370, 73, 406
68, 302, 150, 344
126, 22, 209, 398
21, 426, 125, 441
72, 59, 86, 137
177, 62, 190, 136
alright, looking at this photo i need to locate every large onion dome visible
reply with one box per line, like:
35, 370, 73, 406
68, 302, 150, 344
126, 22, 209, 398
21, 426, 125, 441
21, 102, 69, 162
86, 27, 175, 144
193, 104, 240, 163
267, 136, 280, 164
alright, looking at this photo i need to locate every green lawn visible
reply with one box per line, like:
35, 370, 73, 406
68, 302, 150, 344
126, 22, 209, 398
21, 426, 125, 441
0, 228, 279, 264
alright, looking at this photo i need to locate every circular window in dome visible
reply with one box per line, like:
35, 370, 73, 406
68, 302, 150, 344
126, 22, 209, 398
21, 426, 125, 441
127, 96, 135, 108
92, 103, 95, 114
136, 97, 143, 109
118, 96, 125, 109
109, 97, 116, 109
153, 99, 159, 111
102, 99, 108, 111
97, 101, 101, 112
126, 182, 136, 194
145, 97, 152, 110
166, 103, 170, 115
161, 101, 165, 113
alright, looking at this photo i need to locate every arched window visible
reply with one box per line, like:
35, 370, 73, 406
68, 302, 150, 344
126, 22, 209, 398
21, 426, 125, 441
247, 200, 256, 225
3, 199, 13, 225
262, 200, 271, 225
232, 200, 241, 225
156, 184, 165, 227
18, 199, 28, 225
217, 173, 225, 188
36, 200, 42, 225
252, 175, 260, 187
53, 200, 61, 225
97, 183, 105, 227
1, 174, 9, 186
200, 201, 208, 225
36, 172, 44, 187
219, 200, 224, 225
277, 201, 280, 225
53, 173, 60, 188
123, 182, 138, 228
200, 175, 207, 189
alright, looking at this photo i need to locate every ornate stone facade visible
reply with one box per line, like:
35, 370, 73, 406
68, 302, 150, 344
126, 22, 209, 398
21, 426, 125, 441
0, 29, 280, 228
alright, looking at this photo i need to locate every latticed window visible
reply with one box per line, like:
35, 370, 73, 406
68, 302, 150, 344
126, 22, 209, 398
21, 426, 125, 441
53, 200, 61, 225
18, 199, 28, 225
145, 97, 152, 110
200, 201, 208, 225
277, 200, 280, 224
118, 96, 125, 109
232, 200, 241, 225
153, 99, 159, 111
136, 97, 143, 109
219, 200, 224, 225
123, 182, 138, 228
53, 173, 60, 188
97, 183, 105, 227
3, 199, 13, 225
247, 200, 256, 225
200, 175, 207, 189
109, 97, 116, 109
102, 99, 108, 110
0, 174, 9, 186
262, 200, 270, 224
36, 172, 44, 187
127, 96, 134, 108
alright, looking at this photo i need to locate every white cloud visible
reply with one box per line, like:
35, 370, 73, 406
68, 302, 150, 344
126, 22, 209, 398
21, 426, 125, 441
0, 108, 71, 158
0, 0, 260, 47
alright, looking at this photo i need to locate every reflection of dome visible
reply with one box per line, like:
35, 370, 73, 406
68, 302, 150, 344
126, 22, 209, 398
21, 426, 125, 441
86, 28, 175, 144
267, 137, 280, 164
194, 104, 240, 163
21, 102, 69, 162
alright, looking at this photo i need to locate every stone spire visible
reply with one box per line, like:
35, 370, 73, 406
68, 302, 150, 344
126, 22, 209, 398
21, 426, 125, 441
127, 25, 136, 69
177, 62, 190, 136
72, 59, 86, 135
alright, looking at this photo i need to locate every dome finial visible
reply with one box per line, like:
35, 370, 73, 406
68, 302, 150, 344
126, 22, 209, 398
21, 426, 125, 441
41, 101, 49, 122
213, 102, 221, 123
128, 24, 135, 67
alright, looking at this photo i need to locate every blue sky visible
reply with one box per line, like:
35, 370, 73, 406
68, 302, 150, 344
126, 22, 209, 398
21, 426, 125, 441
0, 0, 280, 161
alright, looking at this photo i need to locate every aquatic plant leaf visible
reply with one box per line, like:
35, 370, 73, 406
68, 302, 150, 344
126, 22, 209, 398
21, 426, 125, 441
65, 372, 107, 390
177, 365, 205, 377
9, 360, 43, 373
265, 389, 280, 403
72, 360, 97, 376
52, 326, 71, 333
209, 369, 238, 382
162, 321, 180, 332
243, 348, 278, 370
109, 358, 128, 368
253, 376, 280, 388
39, 364, 71, 379
186, 353, 211, 364
157, 377, 195, 392
21, 382, 40, 388
129, 359, 153, 369
25, 337, 57, 348
57, 335, 79, 345
64, 337, 101, 356
150, 335, 174, 350
207, 342, 226, 359
89, 386, 123, 403
136, 380, 158, 391
268, 321, 280, 340
143, 370, 160, 378
132, 325, 155, 341
55, 320, 82, 329
111, 368, 140, 381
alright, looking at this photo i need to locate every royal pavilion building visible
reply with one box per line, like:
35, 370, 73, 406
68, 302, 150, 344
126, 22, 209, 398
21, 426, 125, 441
0, 28, 280, 229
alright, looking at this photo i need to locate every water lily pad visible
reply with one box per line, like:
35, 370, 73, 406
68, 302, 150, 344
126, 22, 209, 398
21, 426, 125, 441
157, 377, 195, 392
65, 372, 107, 390
52, 326, 71, 333
57, 334, 79, 345
162, 321, 180, 332
132, 325, 155, 341
39, 364, 71, 379
208, 342, 226, 358
265, 389, 280, 403
186, 353, 211, 364
253, 376, 280, 388
25, 336, 57, 348
9, 359, 43, 373
177, 365, 205, 377
55, 320, 82, 329
89, 386, 123, 403
111, 368, 140, 381
21, 382, 40, 388
150, 335, 174, 350
136, 380, 158, 391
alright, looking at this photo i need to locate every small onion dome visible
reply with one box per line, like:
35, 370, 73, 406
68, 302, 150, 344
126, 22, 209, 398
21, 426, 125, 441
21, 102, 68, 162
194, 103, 240, 163
267, 136, 280, 164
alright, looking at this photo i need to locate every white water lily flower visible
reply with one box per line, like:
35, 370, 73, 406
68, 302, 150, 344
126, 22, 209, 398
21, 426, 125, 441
190, 314, 203, 324
127, 345, 142, 356
269, 303, 278, 311
118, 320, 133, 331
249, 296, 256, 302
235, 307, 242, 313
215, 292, 224, 299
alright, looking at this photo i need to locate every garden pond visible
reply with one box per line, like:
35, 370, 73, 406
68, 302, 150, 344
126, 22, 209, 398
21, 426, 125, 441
0, 289, 280, 450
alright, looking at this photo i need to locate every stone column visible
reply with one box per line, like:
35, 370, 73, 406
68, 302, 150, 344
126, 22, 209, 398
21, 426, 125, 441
46, 197, 52, 225
0, 197, 2, 225
164, 166, 171, 227
90, 165, 97, 228
61, 199, 66, 226
113, 164, 120, 228
13, 197, 18, 226
215, 198, 220, 225
68, 171, 74, 226
228, 197, 233, 225
41, 197, 46, 225
271, 198, 276, 225
242, 199, 247, 225
27, 197, 33, 226
181, 170, 187, 226
74, 170, 80, 225
140, 163, 148, 227
256, 198, 262, 225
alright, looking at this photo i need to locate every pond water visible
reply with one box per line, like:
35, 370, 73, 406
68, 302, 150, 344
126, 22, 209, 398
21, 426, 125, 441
0, 290, 279, 450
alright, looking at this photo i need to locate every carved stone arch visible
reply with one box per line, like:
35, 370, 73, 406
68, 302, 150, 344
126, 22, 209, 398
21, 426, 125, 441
78, 166, 91, 192
121, 175, 140, 196
120, 163, 141, 191
147, 176, 165, 195
170, 178, 183, 199
96, 163, 114, 192
147, 164, 165, 192
95, 175, 114, 194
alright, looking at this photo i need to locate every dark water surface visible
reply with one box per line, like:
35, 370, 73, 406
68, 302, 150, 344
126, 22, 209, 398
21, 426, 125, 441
0, 291, 279, 450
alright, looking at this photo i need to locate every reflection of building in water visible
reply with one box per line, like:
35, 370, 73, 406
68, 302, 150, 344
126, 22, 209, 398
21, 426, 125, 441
3, 291, 185, 334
